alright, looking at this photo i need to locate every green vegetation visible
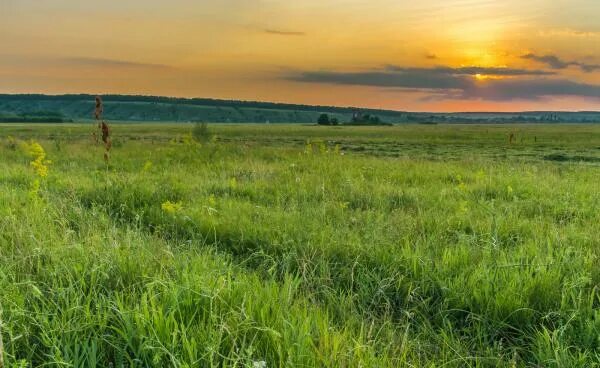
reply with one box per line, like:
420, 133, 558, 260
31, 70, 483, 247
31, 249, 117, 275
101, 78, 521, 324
3, 94, 600, 124
0, 123, 599, 367
0, 111, 71, 123
317, 113, 331, 125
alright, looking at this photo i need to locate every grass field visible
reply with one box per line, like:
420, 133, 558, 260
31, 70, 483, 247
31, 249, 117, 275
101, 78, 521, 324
0, 123, 599, 367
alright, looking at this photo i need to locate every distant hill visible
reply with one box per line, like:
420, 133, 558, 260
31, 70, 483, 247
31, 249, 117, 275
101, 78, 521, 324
0, 94, 404, 124
0, 94, 599, 124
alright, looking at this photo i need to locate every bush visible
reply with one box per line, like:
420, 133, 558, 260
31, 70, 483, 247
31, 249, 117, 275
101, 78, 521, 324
317, 114, 330, 125
192, 122, 210, 141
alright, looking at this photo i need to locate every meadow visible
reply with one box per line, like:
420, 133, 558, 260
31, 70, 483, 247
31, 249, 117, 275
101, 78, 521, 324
0, 123, 599, 367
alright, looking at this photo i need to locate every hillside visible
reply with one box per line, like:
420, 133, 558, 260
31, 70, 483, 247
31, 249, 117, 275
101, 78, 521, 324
0, 94, 404, 124
0, 94, 599, 123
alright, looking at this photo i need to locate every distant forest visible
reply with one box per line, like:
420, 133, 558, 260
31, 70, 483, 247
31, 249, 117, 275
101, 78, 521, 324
1, 94, 599, 124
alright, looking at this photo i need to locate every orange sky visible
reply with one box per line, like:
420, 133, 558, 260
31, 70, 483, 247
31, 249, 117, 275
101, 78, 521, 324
1, 0, 600, 111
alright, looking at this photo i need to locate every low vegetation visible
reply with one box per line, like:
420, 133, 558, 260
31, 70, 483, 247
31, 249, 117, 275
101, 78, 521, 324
0, 123, 598, 367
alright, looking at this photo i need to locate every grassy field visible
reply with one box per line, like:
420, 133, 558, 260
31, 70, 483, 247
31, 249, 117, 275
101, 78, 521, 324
0, 123, 599, 367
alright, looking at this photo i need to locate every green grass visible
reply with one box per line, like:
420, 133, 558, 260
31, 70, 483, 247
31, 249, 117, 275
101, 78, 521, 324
0, 123, 599, 367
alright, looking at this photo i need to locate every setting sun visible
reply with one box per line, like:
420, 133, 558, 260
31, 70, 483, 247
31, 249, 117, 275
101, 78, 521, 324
1, 0, 599, 111
1, 1, 600, 367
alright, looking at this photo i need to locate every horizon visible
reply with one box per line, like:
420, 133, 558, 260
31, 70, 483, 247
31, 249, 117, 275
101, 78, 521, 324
2, 1, 600, 112
3, 93, 600, 115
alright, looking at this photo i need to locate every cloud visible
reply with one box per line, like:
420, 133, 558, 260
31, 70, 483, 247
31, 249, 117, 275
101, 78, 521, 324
538, 28, 600, 38
287, 66, 600, 101
61, 57, 173, 69
288, 66, 555, 90
289, 70, 471, 90
386, 65, 555, 76
264, 29, 306, 36
425, 53, 437, 60
460, 79, 600, 101
522, 53, 600, 73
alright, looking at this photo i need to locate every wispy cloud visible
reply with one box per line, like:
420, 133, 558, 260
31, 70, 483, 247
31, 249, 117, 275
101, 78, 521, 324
522, 53, 600, 73
264, 29, 306, 36
538, 28, 600, 38
61, 57, 173, 69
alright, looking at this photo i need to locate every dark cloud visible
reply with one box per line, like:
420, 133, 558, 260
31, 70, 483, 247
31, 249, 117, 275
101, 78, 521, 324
522, 53, 600, 73
425, 53, 438, 60
460, 79, 600, 101
61, 57, 172, 69
289, 70, 471, 90
288, 66, 554, 91
521, 53, 571, 69
264, 29, 306, 36
287, 66, 600, 101
386, 65, 555, 76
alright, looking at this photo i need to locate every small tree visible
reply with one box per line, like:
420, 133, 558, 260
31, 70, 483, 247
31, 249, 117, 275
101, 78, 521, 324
331, 117, 339, 126
369, 115, 381, 124
317, 114, 330, 125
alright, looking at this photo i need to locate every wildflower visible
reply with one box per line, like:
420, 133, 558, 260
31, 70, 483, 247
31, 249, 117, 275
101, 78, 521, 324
22, 141, 50, 178
507, 185, 514, 195
161, 201, 183, 214
143, 161, 153, 172
253, 361, 267, 368
208, 194, 217, 207
455, 175, 468, 193
31, 159, 49, 177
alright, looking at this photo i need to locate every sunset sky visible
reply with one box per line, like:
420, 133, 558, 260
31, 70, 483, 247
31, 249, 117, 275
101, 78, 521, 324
2, 0, 600, 111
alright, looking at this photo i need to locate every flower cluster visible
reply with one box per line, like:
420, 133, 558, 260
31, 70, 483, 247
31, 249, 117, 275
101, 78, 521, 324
20, 140, 50, 199
23, 141, 51, 178
161, 200, 183, 214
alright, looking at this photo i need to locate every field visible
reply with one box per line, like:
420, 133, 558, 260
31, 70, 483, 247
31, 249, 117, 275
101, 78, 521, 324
0, 123, 599, 367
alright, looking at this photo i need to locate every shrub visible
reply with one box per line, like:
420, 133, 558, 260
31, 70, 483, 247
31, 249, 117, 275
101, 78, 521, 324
317, 114, 330, 125
192, 122, 211, 141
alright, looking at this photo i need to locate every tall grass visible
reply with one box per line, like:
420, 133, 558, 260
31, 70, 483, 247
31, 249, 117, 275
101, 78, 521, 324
0, 123, 598, 367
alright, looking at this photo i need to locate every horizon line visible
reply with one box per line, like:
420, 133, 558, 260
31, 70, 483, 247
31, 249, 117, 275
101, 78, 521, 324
1, 92, 599, 115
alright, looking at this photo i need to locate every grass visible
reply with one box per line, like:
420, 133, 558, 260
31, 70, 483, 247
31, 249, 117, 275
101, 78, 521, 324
0, 123, 599, 367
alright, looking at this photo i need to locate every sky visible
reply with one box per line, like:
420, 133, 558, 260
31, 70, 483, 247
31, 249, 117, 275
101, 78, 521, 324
1, 0, 600, 112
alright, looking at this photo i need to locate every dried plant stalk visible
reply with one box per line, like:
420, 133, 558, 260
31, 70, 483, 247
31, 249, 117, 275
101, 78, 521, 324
94, 96, 111, 161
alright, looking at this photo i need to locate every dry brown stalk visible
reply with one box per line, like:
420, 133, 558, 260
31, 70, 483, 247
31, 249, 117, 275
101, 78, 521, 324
94, 96, 111, 161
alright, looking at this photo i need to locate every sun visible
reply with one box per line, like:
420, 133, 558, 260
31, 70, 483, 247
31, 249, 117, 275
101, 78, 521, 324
473, 73, 506, 81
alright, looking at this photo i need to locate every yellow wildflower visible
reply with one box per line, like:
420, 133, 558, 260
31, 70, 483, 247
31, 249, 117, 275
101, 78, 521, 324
22, 140, 50, 178
161, 201, 183, 214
